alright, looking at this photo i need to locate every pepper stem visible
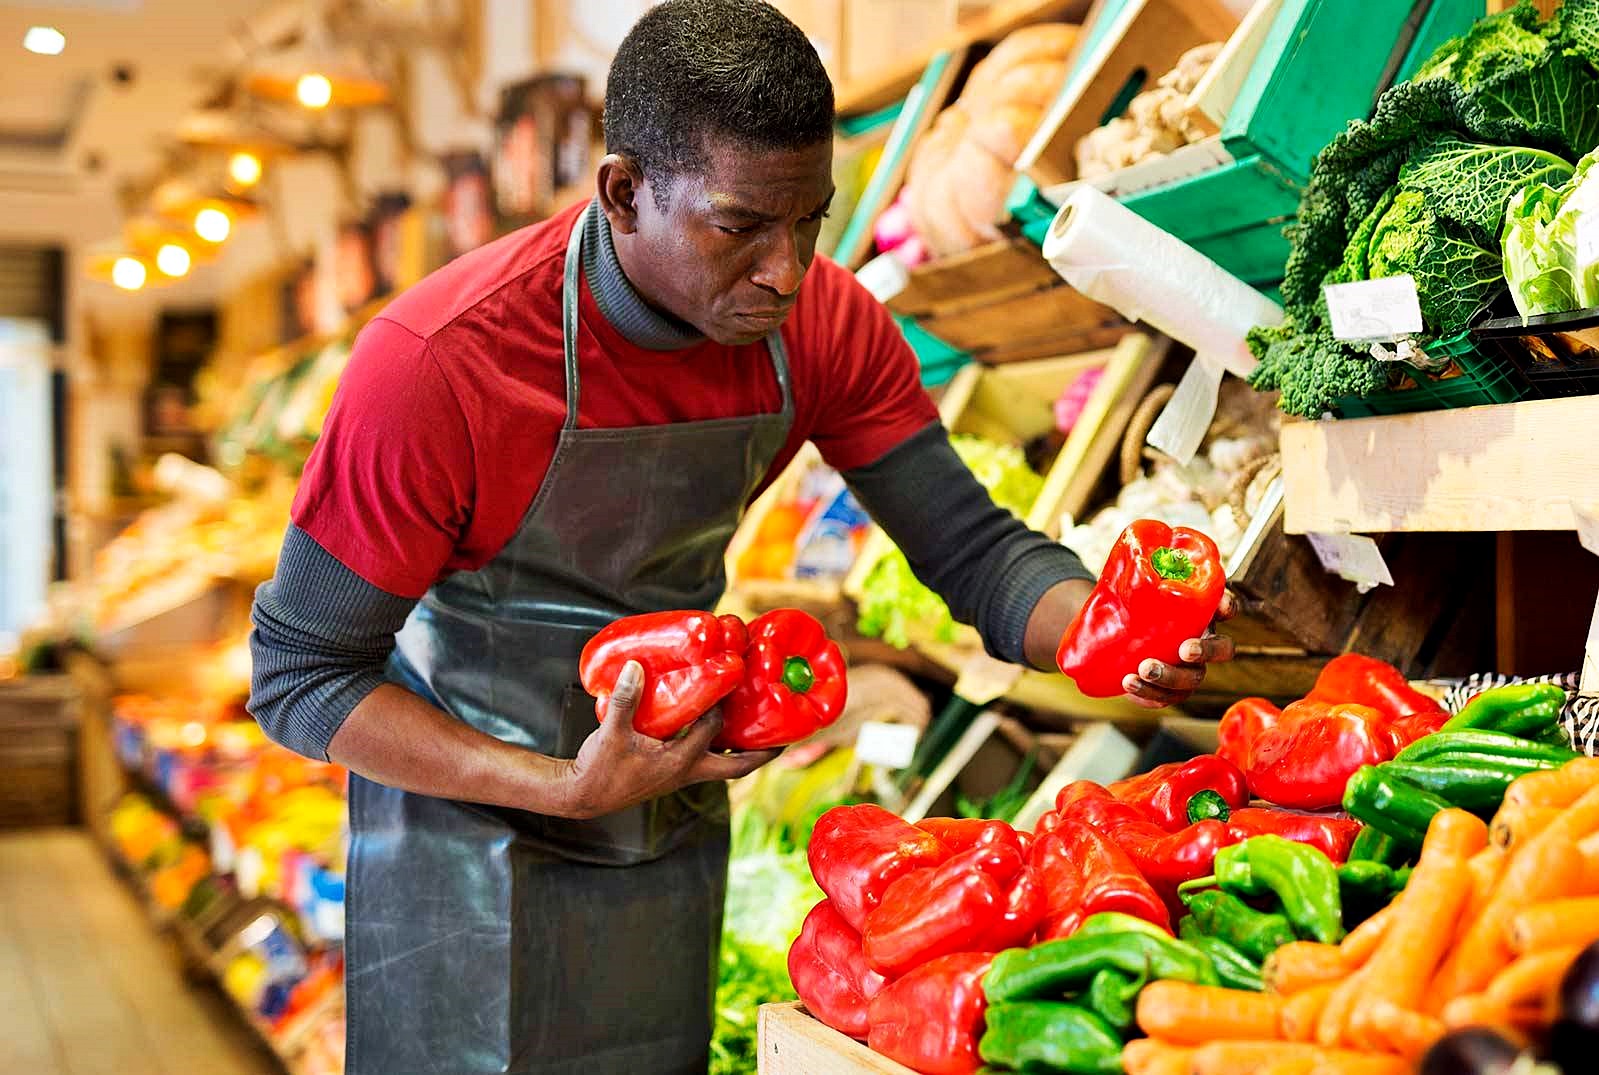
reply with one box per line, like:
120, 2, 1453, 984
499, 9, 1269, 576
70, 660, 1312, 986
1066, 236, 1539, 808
782, 656, 815, 694
1151, 546, 1195, 581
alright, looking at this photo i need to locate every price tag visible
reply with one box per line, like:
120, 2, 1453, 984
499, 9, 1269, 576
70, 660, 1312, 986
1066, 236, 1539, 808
1324, 277, 1424, 342
855, 720, 920, 770
1307, 532, 1394, 594
855, 253, 911, 304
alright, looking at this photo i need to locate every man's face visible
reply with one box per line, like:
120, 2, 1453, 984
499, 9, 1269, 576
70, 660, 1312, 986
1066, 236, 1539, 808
621, 136, 834, 346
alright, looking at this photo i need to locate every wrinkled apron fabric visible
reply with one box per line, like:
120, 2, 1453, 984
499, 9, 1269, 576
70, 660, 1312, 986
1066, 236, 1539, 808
345, 200, 794, 1074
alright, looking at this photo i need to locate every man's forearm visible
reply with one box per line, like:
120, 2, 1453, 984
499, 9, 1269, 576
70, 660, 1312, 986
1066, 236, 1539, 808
329, 683, 576, 814
1022, 578, 1094, 671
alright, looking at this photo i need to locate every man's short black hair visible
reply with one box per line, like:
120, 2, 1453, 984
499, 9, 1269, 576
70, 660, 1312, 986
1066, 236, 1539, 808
605, 0, 835, 204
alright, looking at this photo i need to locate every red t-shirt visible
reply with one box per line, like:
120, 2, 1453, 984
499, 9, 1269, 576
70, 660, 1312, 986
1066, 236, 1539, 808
292, 200, 939, 598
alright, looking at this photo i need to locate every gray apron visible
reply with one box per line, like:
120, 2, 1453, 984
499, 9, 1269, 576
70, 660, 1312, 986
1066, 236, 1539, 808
345, 201, 794, 1075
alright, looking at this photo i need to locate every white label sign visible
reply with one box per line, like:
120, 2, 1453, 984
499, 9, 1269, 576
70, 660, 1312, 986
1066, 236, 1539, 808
1324, 276, 1424, 342
1574, 502, 1599, 558
1308, 532, 1394, 594
855, 720, 920, 770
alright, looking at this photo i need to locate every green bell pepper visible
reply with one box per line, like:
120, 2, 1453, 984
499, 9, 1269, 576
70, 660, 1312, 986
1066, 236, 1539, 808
1084, 967, 1144, 1032
1439, 683, 1566, 738
1395, 729, 1576, 767
978, 1002, 1123, 1074
1342, 765, 1453, 850
1347, 826, 1408, 868
984, 931, 1217, 1005
1377, 757, 1558, 815
1180, 889, 1295, 963
1177, 918, 1266, 991
1213, 835, 1345, 945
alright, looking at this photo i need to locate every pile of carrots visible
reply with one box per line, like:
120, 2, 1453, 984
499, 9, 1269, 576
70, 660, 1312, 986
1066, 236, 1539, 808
1122, 757, 1599, 1075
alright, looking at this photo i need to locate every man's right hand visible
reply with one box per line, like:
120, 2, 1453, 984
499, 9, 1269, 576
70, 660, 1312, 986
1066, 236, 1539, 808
556, 661, 781, 819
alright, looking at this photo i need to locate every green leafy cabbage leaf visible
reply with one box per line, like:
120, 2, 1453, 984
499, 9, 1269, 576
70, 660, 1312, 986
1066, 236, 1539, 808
1502, 148, 1599, 316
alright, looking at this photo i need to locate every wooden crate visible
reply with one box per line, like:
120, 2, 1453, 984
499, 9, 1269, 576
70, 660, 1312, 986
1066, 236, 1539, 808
1016, 0, 1241, 187
760, 1002, 916, 1074
891, 240, 1133, 363
0, 675, 81, 828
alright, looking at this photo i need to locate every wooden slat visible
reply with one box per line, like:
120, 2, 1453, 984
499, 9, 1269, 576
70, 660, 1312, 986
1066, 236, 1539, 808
1280, 397, 1599, 534
759, 1002, 919, 1074
917, 280, 1122, 352
886, 239, 1063, 319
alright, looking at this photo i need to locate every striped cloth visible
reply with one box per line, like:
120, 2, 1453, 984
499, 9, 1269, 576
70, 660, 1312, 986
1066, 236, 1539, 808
1430, 672, 1598, 755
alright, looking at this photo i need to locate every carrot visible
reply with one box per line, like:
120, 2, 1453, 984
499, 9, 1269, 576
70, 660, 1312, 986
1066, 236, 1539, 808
1503, 757, 1599, 810
1120, 1037, 1194, 1075
1189, 1042, 1405, 1075
1440, 992, 1543, 1040
1366, 999, 1446, 1061
1135, 980, 1285, 1045
1430, 806, 1592, 1001
1579, 831, 1599, 893
1339, 906, 1394, 968
1486, 945, 1583, 1008
1508, 897, 1599, 955
1256, 1061, 1316, 1075
1346, 810, 1481, 1049
1490, 805, 1561, 852
1316, 971, 1365, 1048
1282, 983, 1336, 1042
1462, 847, 1505, 925
1266, 942, 1349, 995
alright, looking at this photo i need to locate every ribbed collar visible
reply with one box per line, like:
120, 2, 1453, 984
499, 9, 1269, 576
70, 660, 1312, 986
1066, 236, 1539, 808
581, 204, 706, 352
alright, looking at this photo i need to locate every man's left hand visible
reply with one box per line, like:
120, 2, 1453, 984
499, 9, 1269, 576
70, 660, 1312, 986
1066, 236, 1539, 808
1121, 591, 1238, 709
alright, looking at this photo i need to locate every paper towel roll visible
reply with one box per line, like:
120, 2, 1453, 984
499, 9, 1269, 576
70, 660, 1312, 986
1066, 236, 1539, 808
1041, 185, 1283, 378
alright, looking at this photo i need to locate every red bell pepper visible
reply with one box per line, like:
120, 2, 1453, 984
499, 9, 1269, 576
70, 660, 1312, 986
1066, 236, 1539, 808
867, 952, 994, 1075
1033, 821, 1170, 940
787, 899, 888, 1040
579, 610, 748, 738
1217, 697, 1282, 770
1390, 709, 1449, 746
1107, 754, 1249, 832
1052, 782, 1238, 904
1307, 653, 1444, 726
1226, 807, 1361, 864
808, 804, 949, 933
715, 608, 848, 751
1246, 700, 1402, 810
916, 818, 1023, 859
975, 867, 1046, 952
1055, 520, 1226, 698
863, 843, 1022, 975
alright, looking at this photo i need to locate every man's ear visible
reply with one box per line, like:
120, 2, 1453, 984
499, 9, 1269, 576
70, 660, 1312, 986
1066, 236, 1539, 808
596, 154, 646, 235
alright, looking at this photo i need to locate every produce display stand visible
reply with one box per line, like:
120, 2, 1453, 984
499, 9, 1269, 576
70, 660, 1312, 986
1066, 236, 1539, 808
759, 1002, 916, 1075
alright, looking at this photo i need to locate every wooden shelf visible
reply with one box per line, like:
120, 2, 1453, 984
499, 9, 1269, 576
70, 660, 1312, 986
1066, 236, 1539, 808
1279, 396, 1599, 535
759, 1002, 916, 1074
834, 0, 1094, 117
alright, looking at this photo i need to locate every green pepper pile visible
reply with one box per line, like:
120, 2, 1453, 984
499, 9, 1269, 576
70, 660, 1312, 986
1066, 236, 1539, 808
1343, 685, 1575, 854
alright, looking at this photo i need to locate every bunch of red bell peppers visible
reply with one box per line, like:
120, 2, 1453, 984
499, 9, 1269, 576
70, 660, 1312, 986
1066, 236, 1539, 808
1219, 653, 1447, 810
578, 606, 848, 750
791, 770, 1364, 1074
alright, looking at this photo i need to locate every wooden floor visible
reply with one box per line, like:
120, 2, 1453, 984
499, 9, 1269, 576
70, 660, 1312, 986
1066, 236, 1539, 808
0, 828, 282, 1075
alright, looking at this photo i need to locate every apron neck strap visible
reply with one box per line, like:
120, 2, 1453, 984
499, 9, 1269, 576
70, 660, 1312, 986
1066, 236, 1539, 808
562, 200, 796, 429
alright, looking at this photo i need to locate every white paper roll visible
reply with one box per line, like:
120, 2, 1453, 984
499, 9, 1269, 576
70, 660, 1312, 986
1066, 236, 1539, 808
1041, 185, 1283, 378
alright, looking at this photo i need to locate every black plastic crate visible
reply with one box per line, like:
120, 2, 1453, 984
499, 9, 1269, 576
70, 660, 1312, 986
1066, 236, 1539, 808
1471, 291, 1599, 399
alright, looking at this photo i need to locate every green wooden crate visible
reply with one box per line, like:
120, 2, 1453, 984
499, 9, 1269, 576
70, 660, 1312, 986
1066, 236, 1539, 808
1333, 331, 1531, 418
1222, 0, 1481, 185
895, 314, 972, 388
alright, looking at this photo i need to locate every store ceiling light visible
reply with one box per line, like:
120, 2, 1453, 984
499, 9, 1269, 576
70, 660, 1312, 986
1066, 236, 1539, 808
111, 257, 147, 291
228, 151, 263, 187
156, 244, 191, 278
195, 207, 231, 244
23, 26, 65, 56
295, 72, 333, 109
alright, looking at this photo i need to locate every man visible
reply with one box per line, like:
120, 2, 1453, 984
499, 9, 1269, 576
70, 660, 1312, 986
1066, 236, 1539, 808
248, 3, 1235, 1072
